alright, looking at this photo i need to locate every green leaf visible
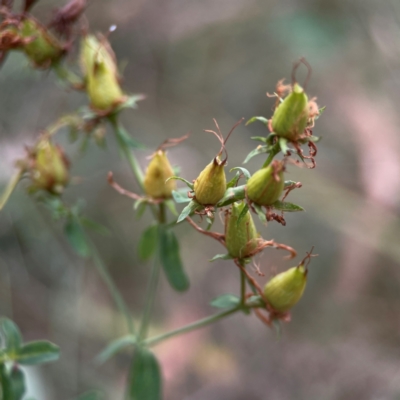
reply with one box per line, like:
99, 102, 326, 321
0, 364, 13, 400
217, 185, 246, 208
171, 190, 190, 204
253, 204, 267, 224
211, 294, 240, 309
246, 116, 269, 126
138, 225, 158, 261
226, 172, 240, 189
96, 335, 136, 365
14, 341, 60, 365
127, 347, 162, 400
0, 318, 22, 353
250, 136, 268, 143
64, 217, 91, 258
177, 200, 201, 223
243, 145, 269, 164
9, 366, 26, 400
159, 229, 190, 292
229, 167, 251, 181
165, 176, 194, 190
209, 253, 233, 262
272, 200, 304, 212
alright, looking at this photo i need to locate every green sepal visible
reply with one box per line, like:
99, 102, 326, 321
246, 116, 269, 126
165, 176, 194, 190
138, 224, 158, 261
272, 200, 304, 212
176, 200, 201, 223
96, 335, 136, 365
279, 138, 290, 155
14, 341, 60, 365
127, 347, 162, 400
171, 189, 191, 204
284, 180, 297, 188
209, 253, 233, 262
216, 185, 246, 208
236, 203, 249, 228
159, 229, 190, 292
210, 294, 240, 309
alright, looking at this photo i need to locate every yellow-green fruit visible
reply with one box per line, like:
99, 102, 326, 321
31, 140, 69, 195
246, 162, 284, 206
271, 83, 309, 141
20, 18, 63, 67
263, 265, 307, 313
193, 157, 226, 205
225, 202, 259, 259
144, 151, 176, 199
80, 35, 124, 110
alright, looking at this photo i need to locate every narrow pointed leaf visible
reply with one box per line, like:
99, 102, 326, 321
138, 224, 158, 261
229, 167, 251, 181
250, 136, 268, 143
217, 185, 246, 208
243, 145, 269, 164
171, 190, 190, 204
246, 116, 269, 126
159, 229, 189, 292
226, 172, 240, 189
236, 204, 249, 228
165, 176, 194, 190
14, 341, 60, 365
211, 294, 240, 309
0, 318, 22, 353
253, 204, 267, 224
127, 347, 162, 400
177, 200, 201, 223
279, 137, 289, 155
96, 335, 136, 365
272, 200, 304, 212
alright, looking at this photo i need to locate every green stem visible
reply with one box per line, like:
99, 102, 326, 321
262, 143, 280, 168
109, 115, 144, 190
240, 269, 246, 306
144, 306, 240, 347
52, 62, 84, 89
0, 169, 23, 211
90, 242, 135, 336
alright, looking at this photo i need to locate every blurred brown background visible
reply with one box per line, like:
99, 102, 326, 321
2, 0, 400, 399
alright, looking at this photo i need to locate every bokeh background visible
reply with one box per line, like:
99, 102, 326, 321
2, 0, 400, 398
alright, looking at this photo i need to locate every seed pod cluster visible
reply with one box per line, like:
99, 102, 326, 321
144, 150, 176, 199
225, 202, 259, 259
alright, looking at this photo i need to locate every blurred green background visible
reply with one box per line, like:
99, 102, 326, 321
2, 0, 400, 398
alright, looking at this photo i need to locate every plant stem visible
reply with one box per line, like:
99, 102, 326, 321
0, 169, 23, 211
262, 143, 280, 168
144, 306, 240, 348
90, 242, 136, 336
109, 115, 144, 190
240, 269, 246, 306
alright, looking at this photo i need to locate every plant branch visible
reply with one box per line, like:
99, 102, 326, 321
144, 306, 240, 348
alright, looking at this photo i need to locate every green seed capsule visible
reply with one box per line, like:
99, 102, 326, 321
193, 157, 226, 205
263, 265, 307, 313
271, 83, 309, 141
225, 202, 259, 259
144, 150, 176, 199
80, 35, 125, 111
246, 161, 284, 206
20, 17, 64, 67
30, 140, 69, 195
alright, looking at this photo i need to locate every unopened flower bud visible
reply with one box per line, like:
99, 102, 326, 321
30, 140, 70, 195
246, 160, 284, 206
225, 202, 259, 259
80, 34, 125, 111
144, 150, 176, 199
193, 156, 226, 205
263, 264, 307, 313
20, 17, 64, 67
271, 83, 309, 141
